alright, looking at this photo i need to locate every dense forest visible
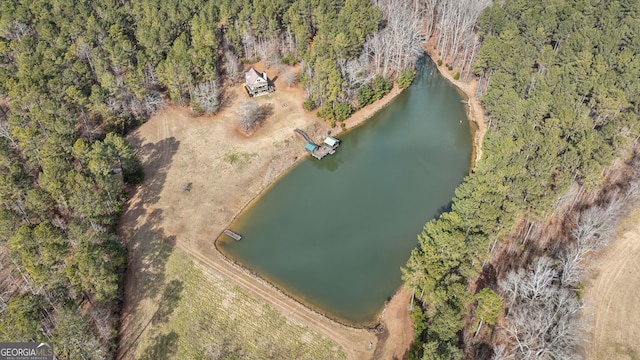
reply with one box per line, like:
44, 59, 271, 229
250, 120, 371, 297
403, 0, 640, 359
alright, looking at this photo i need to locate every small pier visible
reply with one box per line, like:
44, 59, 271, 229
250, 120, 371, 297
294, 129, 340, 160
223, 229, 242, 241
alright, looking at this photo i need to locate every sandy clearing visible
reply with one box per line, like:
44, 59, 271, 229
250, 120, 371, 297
583, 209, 640, 360
374, 288, 415, 360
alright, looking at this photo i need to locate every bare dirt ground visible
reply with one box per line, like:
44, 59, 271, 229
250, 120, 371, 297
583, 209, 640, 360
117, 63, 415, 360
374, 288, 415, 360
422, 39, 487, 169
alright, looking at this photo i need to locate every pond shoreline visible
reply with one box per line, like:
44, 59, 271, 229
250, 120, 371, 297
422, 39, 487, 170
212, 83, 410, 328
214, 54, 481, 328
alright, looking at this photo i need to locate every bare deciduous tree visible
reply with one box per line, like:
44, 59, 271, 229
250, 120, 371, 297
282, 68, 298, 88
430, 0, 491, 78
4, 21, 32, 41
365, 0, 425, 78
143, 64, 160, 89
224, 50, 242, 84
191, 80, 221, 114
338, 54, 371, 99
257, 38, 281, 68
498, 256, 584, 360
237, 101, 273, 133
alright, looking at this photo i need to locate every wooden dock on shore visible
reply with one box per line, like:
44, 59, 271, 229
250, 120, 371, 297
311, 143, 337, 159
223, 229, 242, 241
294, 129, 340, 160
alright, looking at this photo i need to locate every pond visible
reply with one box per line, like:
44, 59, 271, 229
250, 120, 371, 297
218, 58, 472, 325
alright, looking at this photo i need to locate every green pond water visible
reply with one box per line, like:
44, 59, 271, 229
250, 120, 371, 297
218, 59, 472, 325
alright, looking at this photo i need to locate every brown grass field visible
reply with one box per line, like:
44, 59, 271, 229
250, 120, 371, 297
583, 209, 640, 360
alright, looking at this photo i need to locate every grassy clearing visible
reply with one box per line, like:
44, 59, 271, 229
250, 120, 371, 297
615, 209, 640, 236
133, 251, 345, 360
223, 151, 257, 168
599, 342, 639, 360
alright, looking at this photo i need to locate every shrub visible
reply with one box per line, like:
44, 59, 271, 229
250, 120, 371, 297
448, 65, 453, 71
396, 69, 415, 89
303, 97, 316, 111
281, 53, 297, 66
437, 59, 443, 66
357, 85, 374, 108
372, 75, 392, 101
334, 101, 353, 122
453, 72, 461, 80
317, 105, 335, 121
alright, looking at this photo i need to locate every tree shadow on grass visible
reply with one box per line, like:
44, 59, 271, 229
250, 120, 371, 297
219, 88, 239, 112
137, 280, 184, 357
117, 136, 180, 359
139, 331, 179, 360
118, 258, 183, 359
126, 208, 177, 302
125, 136, 180, 212
151, 279, 183, 325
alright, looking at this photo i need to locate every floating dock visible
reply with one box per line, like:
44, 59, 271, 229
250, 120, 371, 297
294, 129, 340, 160
223, 229, 242, 241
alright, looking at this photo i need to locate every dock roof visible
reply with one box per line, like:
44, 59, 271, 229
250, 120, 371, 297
324, 137, 339, 147
305, 142, 318, 152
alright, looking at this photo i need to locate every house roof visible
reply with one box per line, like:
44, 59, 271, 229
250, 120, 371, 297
324, 137, 339, 147
245, 68, 267, 86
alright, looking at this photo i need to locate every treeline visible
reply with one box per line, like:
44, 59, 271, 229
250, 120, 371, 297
403, 0, 640, 358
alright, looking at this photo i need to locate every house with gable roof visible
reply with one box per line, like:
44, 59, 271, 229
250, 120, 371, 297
244, 68, 274, 97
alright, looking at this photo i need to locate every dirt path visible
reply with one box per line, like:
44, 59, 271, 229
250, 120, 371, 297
422, 39, 487, 169
117, 64, 414, 359
583, 210, 640, 360
374, 288, 414, 360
